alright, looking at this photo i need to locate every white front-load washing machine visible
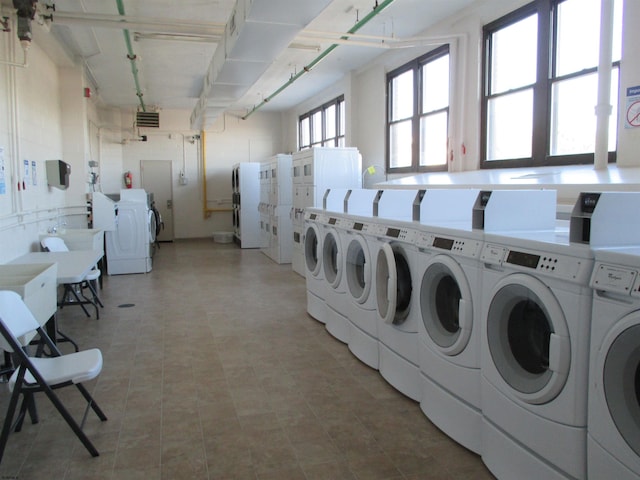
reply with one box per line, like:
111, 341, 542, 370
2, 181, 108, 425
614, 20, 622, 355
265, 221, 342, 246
374, 219, 422, 401
304, 209, 326, 323
322, 214, 352, 343
588, 246, 640, 480
416, 226, 484, 453
322, 189, 351, 343
343, 217, 378, 368
479, 232, 594, 480
343, 189, 380, 368
371, 189, 423, 401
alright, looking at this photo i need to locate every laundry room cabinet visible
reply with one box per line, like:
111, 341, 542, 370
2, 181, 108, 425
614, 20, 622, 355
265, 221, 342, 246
231, 162, 261, 248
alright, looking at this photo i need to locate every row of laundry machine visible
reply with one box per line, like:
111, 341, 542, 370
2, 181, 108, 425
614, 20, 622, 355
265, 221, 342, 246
302, 187, 640, 480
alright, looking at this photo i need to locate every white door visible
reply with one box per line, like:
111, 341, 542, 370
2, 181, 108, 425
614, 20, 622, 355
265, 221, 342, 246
141, 160, 173, 241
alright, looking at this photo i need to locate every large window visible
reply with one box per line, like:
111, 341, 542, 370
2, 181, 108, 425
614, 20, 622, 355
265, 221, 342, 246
298, 96, 345, 150
387, 46, 450, 173
482, 0, 622, 168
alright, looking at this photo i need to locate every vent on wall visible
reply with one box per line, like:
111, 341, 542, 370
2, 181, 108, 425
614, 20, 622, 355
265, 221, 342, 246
136, 111, 160, 128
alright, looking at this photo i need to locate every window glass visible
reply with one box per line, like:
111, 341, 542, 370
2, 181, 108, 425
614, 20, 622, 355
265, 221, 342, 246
487, 89, 534, 161
422, 55, 449, 113
326, 104, 336, 139
391, 70, 414, 120
420, 112, 448, 167
490, 14, 537, 94
300, 117, 310, 148
550, 68, 619, 155
311, 111, 322, 144
556, 0, 600, 76
389, 120, 413, 168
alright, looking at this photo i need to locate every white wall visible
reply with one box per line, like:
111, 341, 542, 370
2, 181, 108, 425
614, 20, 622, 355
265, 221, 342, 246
0, 29, 71, 263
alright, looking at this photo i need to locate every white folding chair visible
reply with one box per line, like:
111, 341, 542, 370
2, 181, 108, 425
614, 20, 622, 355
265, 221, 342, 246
0, 290, 107, 463
40, 236, 104, 319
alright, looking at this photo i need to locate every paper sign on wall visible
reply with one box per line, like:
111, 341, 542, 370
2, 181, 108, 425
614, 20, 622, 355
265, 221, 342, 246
23, 159, 29, 190
625, 85, 640, 129
31, 160, 37, 186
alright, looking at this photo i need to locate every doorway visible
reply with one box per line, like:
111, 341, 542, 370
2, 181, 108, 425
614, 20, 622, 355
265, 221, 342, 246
141, 160, 174, 241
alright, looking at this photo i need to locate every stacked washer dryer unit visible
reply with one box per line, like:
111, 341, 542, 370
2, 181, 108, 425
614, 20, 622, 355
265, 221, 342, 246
478, 189, 595, 480
343, 188, 381, 369
231, 162, 261, 248
570, 192, 640, 480
291, 156, 306, 276
266, 154, 293, 264
413, 188, 484, 454
372, 189, 424, 401
321, 188, 352, 343
258, 162, 271, 252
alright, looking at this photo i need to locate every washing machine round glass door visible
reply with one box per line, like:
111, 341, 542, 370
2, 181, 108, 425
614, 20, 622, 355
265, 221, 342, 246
148, 209, 157, 244
304, 223, 322, 277
601, 317, 640, 456
323, 228, 343, 289
346, 235, 371, 304
376, 243, 413, 326
486, 273, 571, 404
420, 255, 473, 356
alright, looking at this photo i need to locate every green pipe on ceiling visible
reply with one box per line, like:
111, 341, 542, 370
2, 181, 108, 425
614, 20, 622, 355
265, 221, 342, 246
242, 0, 396, 120
115, 0, 146, 112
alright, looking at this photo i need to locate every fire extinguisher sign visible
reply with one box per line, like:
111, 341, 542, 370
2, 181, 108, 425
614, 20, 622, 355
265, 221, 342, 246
625, 85, 640, 129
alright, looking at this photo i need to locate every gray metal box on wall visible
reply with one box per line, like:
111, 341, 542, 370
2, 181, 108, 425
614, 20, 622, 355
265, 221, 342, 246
45, 160, 71, 189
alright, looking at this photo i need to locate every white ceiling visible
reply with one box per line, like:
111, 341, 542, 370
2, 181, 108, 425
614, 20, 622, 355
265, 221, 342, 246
19, 0, 475, 120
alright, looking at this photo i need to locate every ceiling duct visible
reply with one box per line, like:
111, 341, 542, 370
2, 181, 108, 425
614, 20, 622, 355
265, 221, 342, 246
190, 0, 332, 130
136, 111, 160, 128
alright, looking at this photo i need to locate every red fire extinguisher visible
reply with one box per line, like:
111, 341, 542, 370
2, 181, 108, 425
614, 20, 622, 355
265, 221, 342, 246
124, 171, 133, 189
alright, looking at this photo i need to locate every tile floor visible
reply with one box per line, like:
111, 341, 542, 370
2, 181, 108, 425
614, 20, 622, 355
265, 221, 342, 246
0, 239, 494, 479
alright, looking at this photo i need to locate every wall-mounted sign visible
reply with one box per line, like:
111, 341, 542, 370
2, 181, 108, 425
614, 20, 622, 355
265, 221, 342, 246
625, 85, 640, 129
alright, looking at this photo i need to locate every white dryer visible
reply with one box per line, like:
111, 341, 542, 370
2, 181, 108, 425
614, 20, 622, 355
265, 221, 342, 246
303, 209, 325, 323
588, 246, 640, 480
106, 189, 153, 275
479, 233, 594, 480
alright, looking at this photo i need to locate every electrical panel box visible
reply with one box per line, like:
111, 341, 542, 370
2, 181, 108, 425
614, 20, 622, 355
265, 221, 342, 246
46, 160, 71, 190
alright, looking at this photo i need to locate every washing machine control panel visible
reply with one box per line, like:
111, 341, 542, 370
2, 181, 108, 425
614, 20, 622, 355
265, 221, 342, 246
415, 232, 482, 258
349, 220, 371, 234
304, 210, 323, 222
482, 243, 592, 282
591, 262, 638, 295
370, 223, 417, 243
